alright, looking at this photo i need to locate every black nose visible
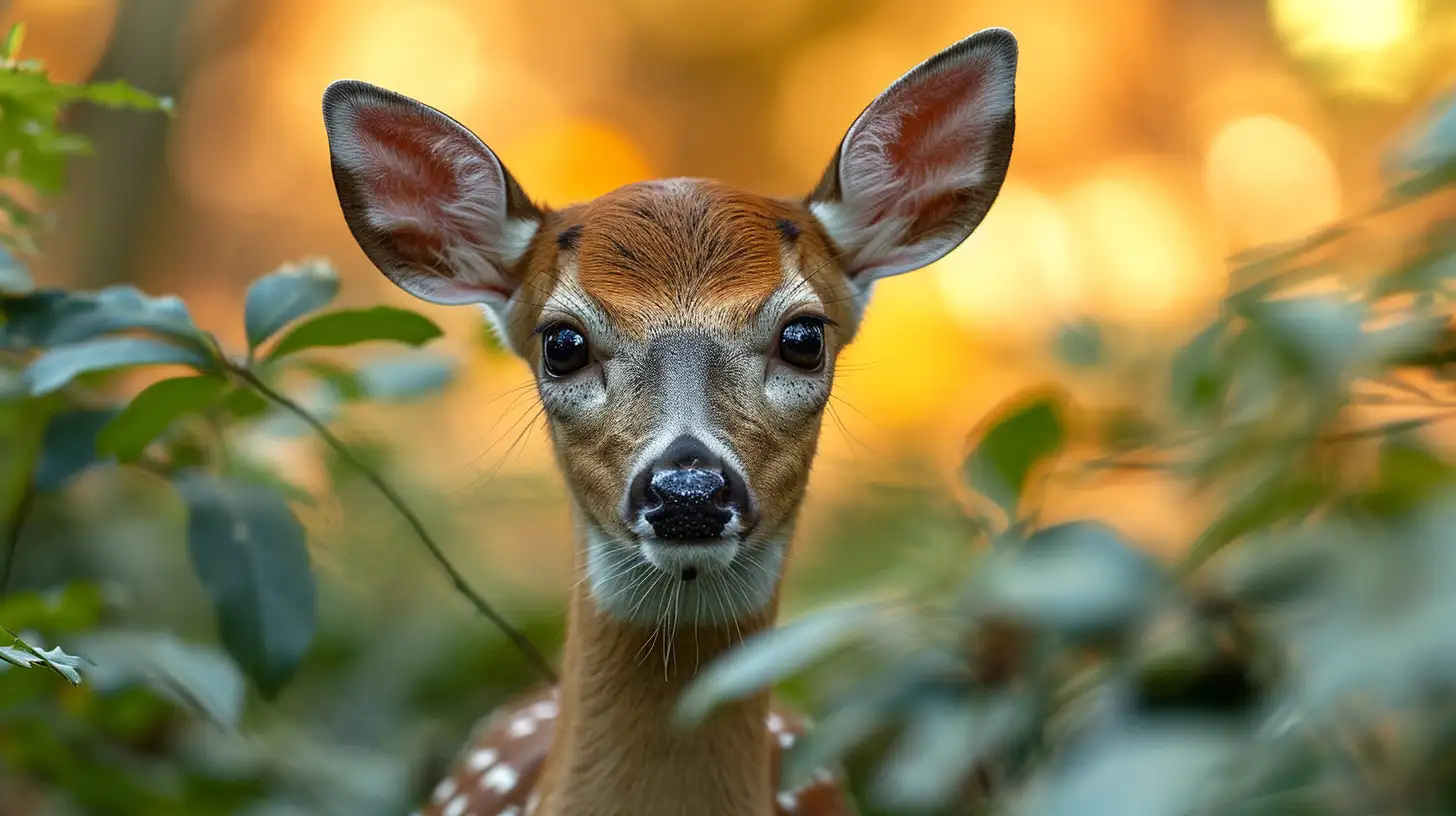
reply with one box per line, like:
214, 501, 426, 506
625, 435, 754, 541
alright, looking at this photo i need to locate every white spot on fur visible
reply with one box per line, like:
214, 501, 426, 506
467, 747, 499, 772
767, 712, 784, 732
778, 730, 796, 749
432, 777, 457, 804
777, 791, 799, 811
508, 716, 537, 738
482, 764, 520, 793
443, 794, 468, 816
499, 807, 522, 816
528, 700, 558, 719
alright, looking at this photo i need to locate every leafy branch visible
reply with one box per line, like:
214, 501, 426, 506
2, 258, 557, 694
226, 363, 557, 682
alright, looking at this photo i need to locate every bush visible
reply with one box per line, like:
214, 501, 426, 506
683, 89, 1456, 814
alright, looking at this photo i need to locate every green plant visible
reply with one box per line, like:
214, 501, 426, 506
682, 91, 1456, 815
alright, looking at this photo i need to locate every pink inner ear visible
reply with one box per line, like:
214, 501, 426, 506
354, 108, 472, 225
851, 58, 997, 227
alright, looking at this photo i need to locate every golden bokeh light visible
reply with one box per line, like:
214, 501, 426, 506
1271, 0, 1421, 56
1063, 160, 1220, 320
1203, 114, 1342, 249
1269, 0, 1428, 100
933, 181, 1084, 333
504, 117, 653, 206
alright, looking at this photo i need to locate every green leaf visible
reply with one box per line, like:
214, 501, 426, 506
1182, 473, 1326, 572
25, 336, 212, 395
174, 472, 316, 698
0, 245, 31, 295
264, 306, 443, 361
1, 627, 85, 684
33, 408, 120, 490
961, 391, 1067, 519
1242, 294, 1368, 388
1055, 318, 1103, 368
69, 79, 174, 114
96, 374, 229, 462
0, 583, 104, 633
1362, 438, 1456, 518
218, 384, 270, 419
874, 693, 1031, 810
1170, 321, 1229, 420
243, 259, 340, 351
73, 630, 246, 729
42, 285, 210, 351
357, 352, 459, 401
979, 520, 1162, 639
2, 23, 25, 62
676, 603, 879, 726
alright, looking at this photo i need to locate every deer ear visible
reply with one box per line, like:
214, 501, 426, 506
808, 28, 1017, 285
322, 80, 542, 305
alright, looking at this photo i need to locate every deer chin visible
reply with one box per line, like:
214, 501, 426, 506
583, 525, 786, 628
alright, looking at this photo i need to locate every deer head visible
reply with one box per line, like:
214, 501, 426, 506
321, 28, 1016, 631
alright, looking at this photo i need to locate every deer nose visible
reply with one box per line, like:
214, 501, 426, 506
626, 435, 755, 541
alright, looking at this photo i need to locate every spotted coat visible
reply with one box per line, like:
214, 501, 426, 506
415, 686, 852, 816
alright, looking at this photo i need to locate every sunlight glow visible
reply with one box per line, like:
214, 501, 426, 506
1204, 115, 1341, 248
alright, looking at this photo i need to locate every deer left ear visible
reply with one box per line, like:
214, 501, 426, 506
808, 28, 1017, 286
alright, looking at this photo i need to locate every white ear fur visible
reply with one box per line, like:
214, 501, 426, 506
809, 28, 1018, 285
322, 79, 541, 306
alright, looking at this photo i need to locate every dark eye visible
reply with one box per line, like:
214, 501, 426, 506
542, 324, 589, 377
777, 316, 825, 371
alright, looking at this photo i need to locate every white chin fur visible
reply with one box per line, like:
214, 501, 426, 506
585, 529, 784, 628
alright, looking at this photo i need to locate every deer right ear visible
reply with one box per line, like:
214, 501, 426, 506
808, 28, 1017, 288
321, 80, 541, 305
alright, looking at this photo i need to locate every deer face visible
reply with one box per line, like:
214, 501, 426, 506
322, 29, 1018, 627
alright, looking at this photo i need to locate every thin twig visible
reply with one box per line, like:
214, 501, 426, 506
0, 481, 34, 595
228, 363, 558, 683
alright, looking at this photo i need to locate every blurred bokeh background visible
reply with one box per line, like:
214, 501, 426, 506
2, 0, 1454, 813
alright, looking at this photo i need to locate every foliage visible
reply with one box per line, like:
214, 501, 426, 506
684, 92, 1456, 814
0, 31, 545, 814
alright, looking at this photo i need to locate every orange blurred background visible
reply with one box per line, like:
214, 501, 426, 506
6, 0, 1455, 611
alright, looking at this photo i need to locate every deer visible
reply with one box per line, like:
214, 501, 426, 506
320, 26, 1018, 816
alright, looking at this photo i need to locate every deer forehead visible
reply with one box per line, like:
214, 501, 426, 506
524, 179, 849, 341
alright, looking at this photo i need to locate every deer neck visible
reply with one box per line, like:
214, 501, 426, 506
538, 533, 780, 816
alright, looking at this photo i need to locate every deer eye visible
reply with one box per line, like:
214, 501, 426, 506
542, 323, 589, 377
777, 316, 825, 371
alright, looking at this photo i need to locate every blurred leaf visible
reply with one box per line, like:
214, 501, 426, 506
1170, 321, 1229, 420
1015, 722, 1242, 816
244, 259, 340, 351
0, 245, 31, 294
357, 353, 459, 401
96, 374, 229, 462
0, 583, 104, 633
980, 520, 1162, 639
264, 306, 443, 361
295, 359, 364, 401
781, 654, 952, 790
33, 407, 120, 490
41, 285, 211, 351
1183, 474, 1326, 571
68, 79, 174, 113
1242, 293, 1367, 389
174, 471, 316, 698
219, 384, 270, 419
1, 22, 25, 62
874, 692, 1031, 810
1, 627, 85, 684
26, 336, 212, 395
1362, 437, 1456, 518
1391, 93, 1456, 201
676, 603, 879, 726
961, 391, 1066, 520
1055, 319, 1103, 368
75, 630, 247, 729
